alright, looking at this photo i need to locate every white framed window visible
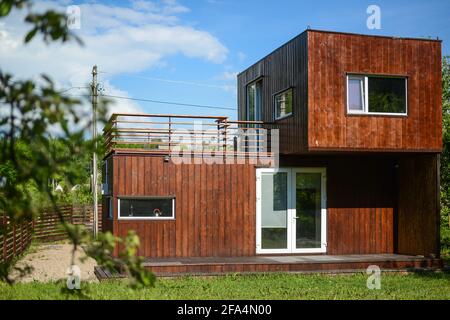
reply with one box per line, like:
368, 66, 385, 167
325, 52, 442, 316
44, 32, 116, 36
118, 197, 175, 220
346, 74, 407, 115
274, 88, 293, 120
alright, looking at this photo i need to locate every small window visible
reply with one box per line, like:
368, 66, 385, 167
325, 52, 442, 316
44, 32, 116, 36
104, 196, 113, 220
347, 75, 407, 115
108, 197, 113, 219
246, 80, 262, 121
118, 197, 175, 220
274, 88, 293, 120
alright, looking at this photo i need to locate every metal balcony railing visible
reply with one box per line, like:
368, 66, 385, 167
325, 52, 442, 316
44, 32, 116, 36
103, 113, 276, 159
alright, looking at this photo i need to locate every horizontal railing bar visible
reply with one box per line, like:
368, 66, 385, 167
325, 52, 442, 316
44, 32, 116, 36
220, 120, 268, 124
113, 120, 221, 126
112, 128, 228, 134
111, 113, 228, 120
112, 141, 260, 147
112, 147, 274, 155
112, 135, 223, 140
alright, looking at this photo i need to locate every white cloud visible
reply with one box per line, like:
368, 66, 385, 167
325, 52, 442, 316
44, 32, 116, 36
100, 80, 144, 117
237, 51, 246, 62
219, 70, 238, 81
0, 0, 228, 116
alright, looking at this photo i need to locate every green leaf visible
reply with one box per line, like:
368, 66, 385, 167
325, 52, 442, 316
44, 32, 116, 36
0, 1, 13, 17
24, 28, 38, 43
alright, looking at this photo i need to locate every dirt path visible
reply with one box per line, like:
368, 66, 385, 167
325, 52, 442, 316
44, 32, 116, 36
12, 242, 98, 283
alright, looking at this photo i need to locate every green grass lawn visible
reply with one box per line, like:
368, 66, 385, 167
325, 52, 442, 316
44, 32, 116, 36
1, 272, 450, 300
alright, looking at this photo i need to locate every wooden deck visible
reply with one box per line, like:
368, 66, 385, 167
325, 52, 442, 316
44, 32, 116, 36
143, 254, 443, 276
95, 254, 444, 279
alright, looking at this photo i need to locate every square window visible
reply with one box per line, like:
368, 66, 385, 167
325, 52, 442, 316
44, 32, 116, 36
367, 77, 407, 114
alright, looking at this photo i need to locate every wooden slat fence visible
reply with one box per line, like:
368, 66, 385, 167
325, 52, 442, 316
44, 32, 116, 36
1, 204, 102, 263
0, 216, 33, 263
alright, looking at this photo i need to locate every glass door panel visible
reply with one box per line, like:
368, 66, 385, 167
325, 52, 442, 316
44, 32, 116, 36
294, 172, 322, 249
260, 171, 288, 250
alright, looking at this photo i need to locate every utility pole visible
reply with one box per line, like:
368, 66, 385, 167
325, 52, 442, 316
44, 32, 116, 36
91, 65, 98, 238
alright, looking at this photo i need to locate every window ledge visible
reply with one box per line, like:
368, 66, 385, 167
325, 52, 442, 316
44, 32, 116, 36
118, 217, 175, 221
275, 113, 293, 121
346, 111, 408, 117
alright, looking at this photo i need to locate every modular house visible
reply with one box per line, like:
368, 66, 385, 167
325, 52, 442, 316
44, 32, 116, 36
102, 29, 443, 275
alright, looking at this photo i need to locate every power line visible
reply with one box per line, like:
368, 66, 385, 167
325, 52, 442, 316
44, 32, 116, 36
57, 86, 89, 94
99, 71, 234, 90
99, 93, 236, 111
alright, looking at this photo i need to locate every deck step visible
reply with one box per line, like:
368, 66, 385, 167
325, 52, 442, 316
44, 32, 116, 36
94, 255, 444, 279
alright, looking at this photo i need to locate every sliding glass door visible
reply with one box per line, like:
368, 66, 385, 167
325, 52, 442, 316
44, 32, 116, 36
256, 168, 327, 254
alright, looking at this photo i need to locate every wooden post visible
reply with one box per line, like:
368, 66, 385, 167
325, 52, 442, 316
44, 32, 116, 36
2, 216, 6, 261
19, 223, 22, 254
12, 223, 16, 256
91, 65, 99, 239
168, 116, 172, 153
224, 119, 228, 152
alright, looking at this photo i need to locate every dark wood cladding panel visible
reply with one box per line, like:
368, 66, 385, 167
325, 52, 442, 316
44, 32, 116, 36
112, 155, 256, 258
282, 155, 396, 255
397, 154, 440, 257
307, 30, 442, 152
237, 32, 308, 154
326, 157, 395, 255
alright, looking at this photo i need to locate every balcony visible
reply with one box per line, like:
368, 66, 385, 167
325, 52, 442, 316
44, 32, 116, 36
103, 113, 277, 164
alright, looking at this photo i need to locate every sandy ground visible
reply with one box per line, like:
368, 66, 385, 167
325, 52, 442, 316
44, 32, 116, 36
12, 243, 98, 283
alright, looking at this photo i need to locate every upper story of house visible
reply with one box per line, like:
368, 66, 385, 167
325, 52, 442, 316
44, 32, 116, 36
237, 29, 443, 154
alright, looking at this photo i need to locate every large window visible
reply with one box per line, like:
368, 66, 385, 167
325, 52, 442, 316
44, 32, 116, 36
347, 75, 407, 115
246, 80, 262, 121
274, 88, 293, 120
118, 197, 175, 220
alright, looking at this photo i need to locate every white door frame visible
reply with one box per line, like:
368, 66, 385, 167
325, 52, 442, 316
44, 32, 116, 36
256, 168, 291, 254
290, 168, 327, 254
256, 167, 327, 254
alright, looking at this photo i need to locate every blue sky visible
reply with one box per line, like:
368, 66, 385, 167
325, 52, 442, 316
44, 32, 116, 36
107, 0, 450, 119
1, 0, 449, 120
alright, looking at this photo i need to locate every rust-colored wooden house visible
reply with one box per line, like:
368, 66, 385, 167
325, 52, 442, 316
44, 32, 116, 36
102, 29, 443, 275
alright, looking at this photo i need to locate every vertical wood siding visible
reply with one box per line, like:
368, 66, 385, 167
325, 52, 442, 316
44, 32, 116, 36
112, 155, 256, 258
307, 31, 442, 152
237, 31, 309, 154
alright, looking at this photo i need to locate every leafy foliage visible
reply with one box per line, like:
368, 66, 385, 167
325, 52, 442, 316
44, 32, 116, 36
85, 230, 156, 288
368, 92, 406, 113
0, 0, 154, 287
0, 73, 92, 221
